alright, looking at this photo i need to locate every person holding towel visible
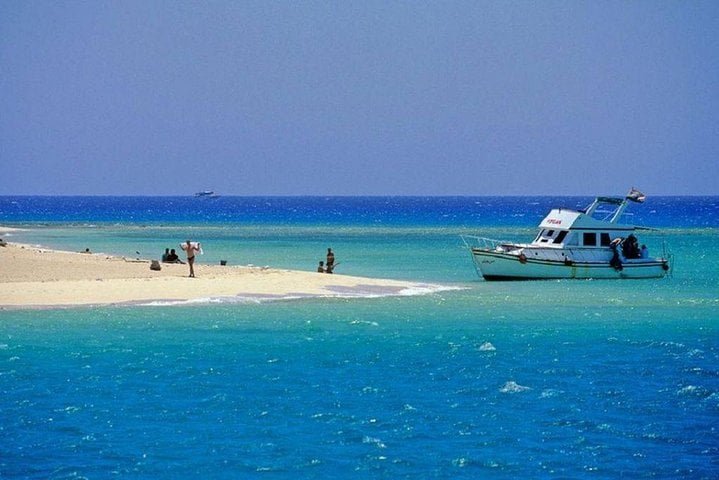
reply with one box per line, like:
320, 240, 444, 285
181, 240, 201, 277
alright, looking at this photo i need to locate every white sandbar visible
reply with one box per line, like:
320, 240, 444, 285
0, 243, 450, 309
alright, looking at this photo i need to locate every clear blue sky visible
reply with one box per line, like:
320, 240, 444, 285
1, 1, 717, 195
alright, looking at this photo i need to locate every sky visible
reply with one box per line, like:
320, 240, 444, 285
1, 1, 717, 196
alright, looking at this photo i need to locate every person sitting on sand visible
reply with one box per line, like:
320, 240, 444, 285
161, 248, 170, 262
181, 240, 200, 277
317, 261, 325, 273
164, 249, 184, 264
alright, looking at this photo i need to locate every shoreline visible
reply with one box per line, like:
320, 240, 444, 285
0, 242, 456, 310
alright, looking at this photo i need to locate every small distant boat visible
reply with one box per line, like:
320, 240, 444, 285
194, 191, 220, 198
462, 189, 672, 280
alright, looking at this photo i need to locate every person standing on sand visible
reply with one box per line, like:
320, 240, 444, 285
326, 248, 335, 269
181, 240, 201, 277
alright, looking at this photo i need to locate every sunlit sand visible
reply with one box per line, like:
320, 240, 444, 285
0, 242, 448, 309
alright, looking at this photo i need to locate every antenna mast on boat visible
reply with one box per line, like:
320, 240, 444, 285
610, 187, 646, 223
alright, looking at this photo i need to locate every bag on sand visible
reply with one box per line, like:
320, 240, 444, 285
150, 260, 162, 271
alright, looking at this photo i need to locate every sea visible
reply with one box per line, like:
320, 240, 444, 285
0, 196, 717, 479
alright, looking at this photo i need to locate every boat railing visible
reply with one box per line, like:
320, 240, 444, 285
461, 235, 520, 253
462, 235, 672, 267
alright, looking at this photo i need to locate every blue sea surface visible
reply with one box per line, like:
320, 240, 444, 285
1, 196, 718, 478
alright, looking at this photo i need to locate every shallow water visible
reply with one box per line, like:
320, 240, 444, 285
1, 196, 718, 478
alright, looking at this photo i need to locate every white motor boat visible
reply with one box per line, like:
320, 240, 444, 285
462, 189, 672, 280
194, 190, 220, 198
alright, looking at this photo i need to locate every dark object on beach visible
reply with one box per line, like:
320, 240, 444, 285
150, 260, 162, 271
0, 238, 7, 247
220, 260, 227, 266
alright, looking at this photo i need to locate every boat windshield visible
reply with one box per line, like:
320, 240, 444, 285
534, 229, 568, 244
553, 231, 568, 244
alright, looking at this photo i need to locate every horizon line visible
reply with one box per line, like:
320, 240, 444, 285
0, 193, 717, 198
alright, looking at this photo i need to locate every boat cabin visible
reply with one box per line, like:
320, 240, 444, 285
530, 197, 635, 249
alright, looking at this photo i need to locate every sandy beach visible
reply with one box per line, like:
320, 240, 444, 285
0, 242, 445, 309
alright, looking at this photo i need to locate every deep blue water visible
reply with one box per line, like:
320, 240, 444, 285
1, 195, 717, 227
1, 196, 718, 479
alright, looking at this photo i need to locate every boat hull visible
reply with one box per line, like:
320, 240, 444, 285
470, 248, 669, 280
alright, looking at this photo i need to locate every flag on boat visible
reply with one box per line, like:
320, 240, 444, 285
626, 187, 646, 203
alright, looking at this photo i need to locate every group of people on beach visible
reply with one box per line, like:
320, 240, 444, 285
161, 248, 184, 264
161, 240, 201, 277
317, 248, 336, 274
158, 241, 335, 278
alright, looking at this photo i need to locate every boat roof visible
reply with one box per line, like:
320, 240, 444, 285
538, 196, 636, 231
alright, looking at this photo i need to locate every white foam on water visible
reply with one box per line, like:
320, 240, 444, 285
362, 436, 386, 449
478, 342, 496, 352
500, 381, 531, 393
540, 389, 563, 399
137, 282, 463, 307
140, 294, 306, 307
677, 385, 711, 398
398, 284, 465, 297
452, 457, 470, 468
349, 320, 379, 327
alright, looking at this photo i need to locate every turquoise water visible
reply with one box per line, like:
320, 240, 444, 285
1, 197, 718, 478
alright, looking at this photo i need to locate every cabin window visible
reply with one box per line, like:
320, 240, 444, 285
583, 232, 597, 246
537, 229, 555, 243
553, 231, 568, 244
600, 233, 611, 247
